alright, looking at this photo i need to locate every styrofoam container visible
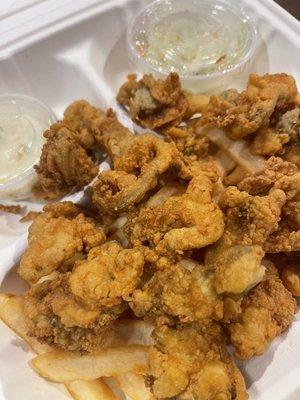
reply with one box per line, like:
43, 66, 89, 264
0, 1, 299, 399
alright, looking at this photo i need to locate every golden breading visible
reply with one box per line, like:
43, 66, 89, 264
238, 157, 300, 253
24, 273, 124, 353
264, 224, 300, 252
208, 244, 265, 295
238, 156, 298, 195
249, 126, 290, 156
164, 126, 210, 160
206, 186, 286, 294
246, 73, 297, 110
130, 257, 223, 324
283, 199, 300, 231
92, 108, 134, 163
147, 324, 248, 400
129, 164, 224, 254
0, 204, 22, 214
282, 146, 300, 169
64, 102, 135, 163
62, 100, 107, 149
281, 264, 300, 297
69, 241, 144, 308
33, 123, 98, 199
18, 202, 106, 285
92, 134, 188, 215
23, 240, 144, 353
117, 73, 189, 130
226, 266, 297, 359
219, 186, 286, 246
250, 108, 300, 156
201, 74, 297, 139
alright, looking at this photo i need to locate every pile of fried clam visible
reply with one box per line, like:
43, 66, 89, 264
15, 72, 300, 400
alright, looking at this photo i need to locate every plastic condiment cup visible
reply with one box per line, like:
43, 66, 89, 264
0, 94, 56, 200
127, 0, 257, 93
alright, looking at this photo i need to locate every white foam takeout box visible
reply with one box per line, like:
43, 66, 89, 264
0, 0, 299, 399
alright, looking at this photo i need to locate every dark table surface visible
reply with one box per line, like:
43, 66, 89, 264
275, 0, 300, 20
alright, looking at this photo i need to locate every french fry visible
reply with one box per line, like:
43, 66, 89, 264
0, 293, 51, 354
31, 346, 149, 382
0, 293, 117, 400
213, 149, 236, 177
224, 165, 247, 186
145, 186, 181, 208
116, 373, 155, 400
199, 125, 266, 174
67, 379, 117, 400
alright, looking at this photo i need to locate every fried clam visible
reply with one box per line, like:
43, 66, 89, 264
147, 323, 248, 400
18, 202, 106, 285
69, 241, 145, 309
24, 241, 144, 353
237, 156, 300, 253
163, 125, 210, 161
92, 133, 189, 215
265, 171, 300, 252
33, 123, 99, 199
201, 73, 297, 140
250, 108, 300, 156
224, 264, 297, 359
282, 145, 300, 169
237, 156, 298, 195
264, 225, 300, 253
127, 162, 224, 255
130, 256, 223, 324
23, 272, 124, 353
117, 72, 189, 130
62, 100, 106, 150
63, 101, 136, 157
205, 185, 287, 294
281, 264, 300, 297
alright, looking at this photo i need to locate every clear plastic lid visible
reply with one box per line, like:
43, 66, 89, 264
0, 94, 56, 200
127, 0, 257, 92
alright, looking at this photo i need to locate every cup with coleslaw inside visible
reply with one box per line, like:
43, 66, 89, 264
0, 94, 56, 200
127, 0, 257, 92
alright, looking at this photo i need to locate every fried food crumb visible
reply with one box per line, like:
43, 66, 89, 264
0, 204, 22, 214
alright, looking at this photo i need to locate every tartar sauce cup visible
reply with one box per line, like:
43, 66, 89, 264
0, 94, 56, 200
127, 0, 257, 92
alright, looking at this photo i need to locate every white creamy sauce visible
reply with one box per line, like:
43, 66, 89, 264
135, 7, 253, 76
0, 100, 48, 184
